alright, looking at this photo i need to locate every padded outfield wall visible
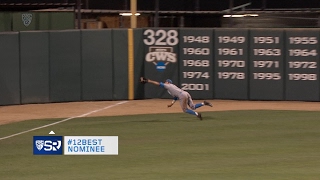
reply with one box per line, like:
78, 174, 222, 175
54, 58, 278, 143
0, 28, 319, 105
142, 28, 320, 101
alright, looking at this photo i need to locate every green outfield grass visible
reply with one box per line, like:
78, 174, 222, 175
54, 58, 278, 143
0, 110, 320, 180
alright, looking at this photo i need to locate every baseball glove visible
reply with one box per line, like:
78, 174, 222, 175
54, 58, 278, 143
140, 77, 148, 84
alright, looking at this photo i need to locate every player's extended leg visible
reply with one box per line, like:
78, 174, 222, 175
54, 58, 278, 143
189, 100, 213, 109
203, 101, 213, 107
180, 96, 202, 120
188, 98, 203, 110
186, 93, 205, 110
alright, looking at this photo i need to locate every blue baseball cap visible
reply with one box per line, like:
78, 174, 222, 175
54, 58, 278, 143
166, 79, 173, 84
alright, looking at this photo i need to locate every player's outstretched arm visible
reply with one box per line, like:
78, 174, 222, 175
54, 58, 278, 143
147, 79, 160, 86
140, 77, 160, 86
167, 97, 178, 107
167, 100, 176, 107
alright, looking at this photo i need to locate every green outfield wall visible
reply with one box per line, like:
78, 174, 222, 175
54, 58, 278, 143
20, 31, 50, 104
0, 28, 319, 105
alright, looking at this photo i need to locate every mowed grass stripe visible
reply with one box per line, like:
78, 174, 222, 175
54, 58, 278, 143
0, 110, 320, 180
0, 101, 128, 140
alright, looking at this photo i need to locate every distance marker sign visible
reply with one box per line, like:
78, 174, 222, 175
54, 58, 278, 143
143, 28, 179, 99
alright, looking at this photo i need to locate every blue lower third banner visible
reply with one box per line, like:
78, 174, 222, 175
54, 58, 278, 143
33, 136, 63, 155
64, 136, 118, 155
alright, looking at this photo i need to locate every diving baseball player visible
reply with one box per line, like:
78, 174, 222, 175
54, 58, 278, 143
140, 77, 212, 120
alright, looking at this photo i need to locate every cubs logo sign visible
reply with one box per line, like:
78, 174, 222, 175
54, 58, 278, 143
22, 13, 32, 27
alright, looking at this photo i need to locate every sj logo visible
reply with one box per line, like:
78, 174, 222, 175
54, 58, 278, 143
33, 136, 63, 155
36, 140, 62, 151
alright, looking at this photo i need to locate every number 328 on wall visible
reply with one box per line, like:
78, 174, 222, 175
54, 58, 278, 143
143, 29, 179, 46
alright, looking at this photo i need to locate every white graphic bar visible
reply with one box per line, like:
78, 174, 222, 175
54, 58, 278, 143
64, 136, 118, 155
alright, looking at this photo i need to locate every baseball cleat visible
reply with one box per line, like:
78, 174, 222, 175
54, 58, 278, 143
204, 101, 212, 107
197, 113, 202, 120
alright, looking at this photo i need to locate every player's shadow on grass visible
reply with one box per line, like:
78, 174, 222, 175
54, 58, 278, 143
131, 119, 198, 123
179, 115, 216, 121
131, 119, 171, 123
131, 115, 216, 123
